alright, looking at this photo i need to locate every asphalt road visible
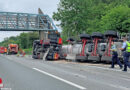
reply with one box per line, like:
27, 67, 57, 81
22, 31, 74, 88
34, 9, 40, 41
0, 55, 130, 90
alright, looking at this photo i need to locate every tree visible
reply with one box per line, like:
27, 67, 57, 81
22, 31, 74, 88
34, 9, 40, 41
0, 32, 39, 49
53, 0, 130, 40
53, 0, 90, 39
100, 6, 130, 33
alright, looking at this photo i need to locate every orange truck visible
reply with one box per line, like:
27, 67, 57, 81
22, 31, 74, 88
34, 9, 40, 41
8, 44, 18, 54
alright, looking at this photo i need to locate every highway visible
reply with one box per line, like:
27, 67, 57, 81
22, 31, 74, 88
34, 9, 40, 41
0, 55, 130, 90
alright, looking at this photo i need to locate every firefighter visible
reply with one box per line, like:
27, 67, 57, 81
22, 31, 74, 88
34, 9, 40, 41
22, 50, 26, 57
110, 41, 122, 68
4, 48, 7, 54
119, 37, 130, 71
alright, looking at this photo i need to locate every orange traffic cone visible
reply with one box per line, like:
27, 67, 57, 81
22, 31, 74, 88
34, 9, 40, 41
0, 78, 3, 88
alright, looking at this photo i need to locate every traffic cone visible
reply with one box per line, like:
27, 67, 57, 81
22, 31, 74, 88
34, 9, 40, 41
0, 78, 3, 88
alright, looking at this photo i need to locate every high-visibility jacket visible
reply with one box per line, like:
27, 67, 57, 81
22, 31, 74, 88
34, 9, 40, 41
126, 41, 130, 52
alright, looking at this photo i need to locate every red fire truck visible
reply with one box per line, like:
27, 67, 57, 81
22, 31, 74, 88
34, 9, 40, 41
0, 47, 5, 54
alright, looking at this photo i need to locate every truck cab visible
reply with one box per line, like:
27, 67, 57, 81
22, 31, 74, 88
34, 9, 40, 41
32, 31, 63, 60
8, 44, 18, 54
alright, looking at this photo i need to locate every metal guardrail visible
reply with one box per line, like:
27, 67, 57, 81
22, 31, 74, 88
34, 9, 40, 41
0, 12, 57, 31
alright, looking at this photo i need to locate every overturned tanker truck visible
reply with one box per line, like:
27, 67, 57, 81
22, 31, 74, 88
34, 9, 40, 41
33, 30, 130, 62
63, 30, 130, 62
32, 9, 130, 62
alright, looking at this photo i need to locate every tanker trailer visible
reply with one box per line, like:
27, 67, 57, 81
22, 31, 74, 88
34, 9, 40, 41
65, 34, 91, 62
88, 32, 104, 62
101, 30, 119, 62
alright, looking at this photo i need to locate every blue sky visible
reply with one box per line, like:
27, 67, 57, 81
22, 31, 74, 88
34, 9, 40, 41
0, 0, 60, 42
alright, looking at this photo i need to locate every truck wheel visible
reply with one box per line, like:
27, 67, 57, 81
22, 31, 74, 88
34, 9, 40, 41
32, 55, 38, 59
34, 40, 40, 44
91, 32, 103, 39
105, 30, 117, 37
80, 34, 91, 39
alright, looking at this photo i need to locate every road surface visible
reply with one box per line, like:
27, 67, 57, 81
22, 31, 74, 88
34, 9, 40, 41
0, 55, 130, 90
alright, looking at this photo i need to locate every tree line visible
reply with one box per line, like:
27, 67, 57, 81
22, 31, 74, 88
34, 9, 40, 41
0, 32, 39, 49
53, 0, 130, 41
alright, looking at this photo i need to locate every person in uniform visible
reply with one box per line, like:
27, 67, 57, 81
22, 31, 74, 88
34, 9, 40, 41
110, 41, 122, 68
119, 37, 130, 71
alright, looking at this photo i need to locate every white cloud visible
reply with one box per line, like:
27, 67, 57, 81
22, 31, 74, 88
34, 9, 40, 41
0, 0, 59, 16
0, 0, 60, 42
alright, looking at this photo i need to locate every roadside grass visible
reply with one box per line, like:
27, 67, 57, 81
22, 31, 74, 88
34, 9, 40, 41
24, 48, 32, 55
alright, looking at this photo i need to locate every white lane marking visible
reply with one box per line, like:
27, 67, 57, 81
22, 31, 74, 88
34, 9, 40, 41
1, 88, 12, 90
109, 84, 130, 90
33, 68, 86, 90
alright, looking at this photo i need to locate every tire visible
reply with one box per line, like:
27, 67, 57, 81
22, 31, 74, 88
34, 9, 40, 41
32, 55, 38, 59
34, 40, 40, 44
80, 34, 91, 39
105, 30, 117, 37
91, 32, 103, 39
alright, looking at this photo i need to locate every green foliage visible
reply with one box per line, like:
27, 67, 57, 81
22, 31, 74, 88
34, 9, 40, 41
100, 6, 130, 33
24, 48, 32, 55
0, 32, 39, 49
53, 0, 130, 41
